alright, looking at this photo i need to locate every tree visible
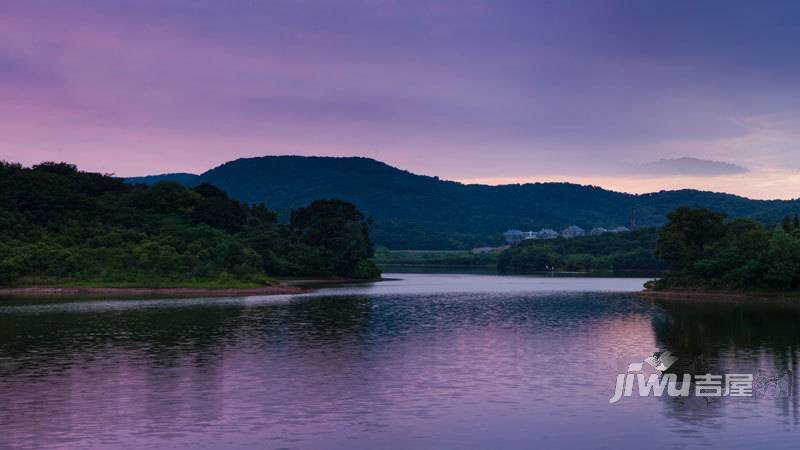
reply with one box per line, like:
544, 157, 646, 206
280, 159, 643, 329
783, 215, 793, 232
0, 255, 18, 286
764, 228, 800, 288
291, 199, 380, 278
191, 195, 247, 233
656, 207, 726, 274
691, 218, 769, 288
126, 182, 200, 215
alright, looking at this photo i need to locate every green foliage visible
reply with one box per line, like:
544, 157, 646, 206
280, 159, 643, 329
656, 208, 800, 290
290, 199, 377, 277
127, 156, 800, 250
0, 257, 17, 285
655, 207, 726, 273
763, 229, 800, 287
351, 260, 382, 279
0, 161, 379, 286
497, 229, 664, 273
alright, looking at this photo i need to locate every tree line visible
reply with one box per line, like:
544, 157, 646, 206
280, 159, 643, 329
655, 207, 800, 290
497, 206, 800, 291
497, 228, 665, 273
0, 162, 380, 287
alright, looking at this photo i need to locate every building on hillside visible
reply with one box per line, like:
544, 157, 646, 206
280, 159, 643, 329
507, 227, 570, 243
509, 224, 626, 243
538, 228, 559, 239
561, 225, 586, 239
504, 229, 525, 244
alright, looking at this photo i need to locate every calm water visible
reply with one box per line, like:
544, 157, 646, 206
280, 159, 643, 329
1, 273, 799, 449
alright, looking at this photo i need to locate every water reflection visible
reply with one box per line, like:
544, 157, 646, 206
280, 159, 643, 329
652, 297, 800, 365
0, 274, 799, 449
650, 297, 800, 431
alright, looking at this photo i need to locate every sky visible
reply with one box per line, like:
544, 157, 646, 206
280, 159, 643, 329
2, 0, 800, 199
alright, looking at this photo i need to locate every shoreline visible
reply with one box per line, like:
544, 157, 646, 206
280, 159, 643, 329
0, 276, 384, 299
639, 287, 800, 302
281, 276, 382, 287
0, 285, 305, 298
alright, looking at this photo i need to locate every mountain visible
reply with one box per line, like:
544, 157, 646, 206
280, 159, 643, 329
126, 156, 800, 249
125, 172, 201, 186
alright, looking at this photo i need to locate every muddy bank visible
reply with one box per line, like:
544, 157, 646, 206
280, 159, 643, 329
0, 285, 304, 298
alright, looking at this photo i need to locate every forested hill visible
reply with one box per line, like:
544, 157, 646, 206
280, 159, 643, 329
127, 156, 800, 250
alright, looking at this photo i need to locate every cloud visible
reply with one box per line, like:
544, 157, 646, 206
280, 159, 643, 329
1, 1, 798, 187
639, 157, 749, 177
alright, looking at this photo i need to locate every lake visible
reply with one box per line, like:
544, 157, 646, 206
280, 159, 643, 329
1, 273, 798, 449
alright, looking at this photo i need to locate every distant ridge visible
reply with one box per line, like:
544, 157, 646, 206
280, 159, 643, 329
126, 172, 201, 186
126, 156, 800, 249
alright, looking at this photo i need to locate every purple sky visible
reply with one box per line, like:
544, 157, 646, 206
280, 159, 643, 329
2, 1, 800, 198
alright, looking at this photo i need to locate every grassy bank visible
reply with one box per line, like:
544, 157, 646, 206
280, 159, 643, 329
373, 248, 499, 267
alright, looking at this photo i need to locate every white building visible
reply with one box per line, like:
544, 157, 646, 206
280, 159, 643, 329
561, 225, 586, 239
590, 227, 608, 236
537, 228, 559, 239
504, 229, 526, 244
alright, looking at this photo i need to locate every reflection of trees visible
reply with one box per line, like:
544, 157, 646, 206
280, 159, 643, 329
650, 298, 800, 426
0, 299, 250, 449
0, 300, 241, 362
284, 295, 373, 339
0, 294, 376, 375
652, 299, 800, 359
0, 295, 376, 449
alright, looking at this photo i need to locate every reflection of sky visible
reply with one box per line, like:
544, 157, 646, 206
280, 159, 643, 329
3, 1, 800, 198
1, 274, 799, 449
312, 272, 651, 296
